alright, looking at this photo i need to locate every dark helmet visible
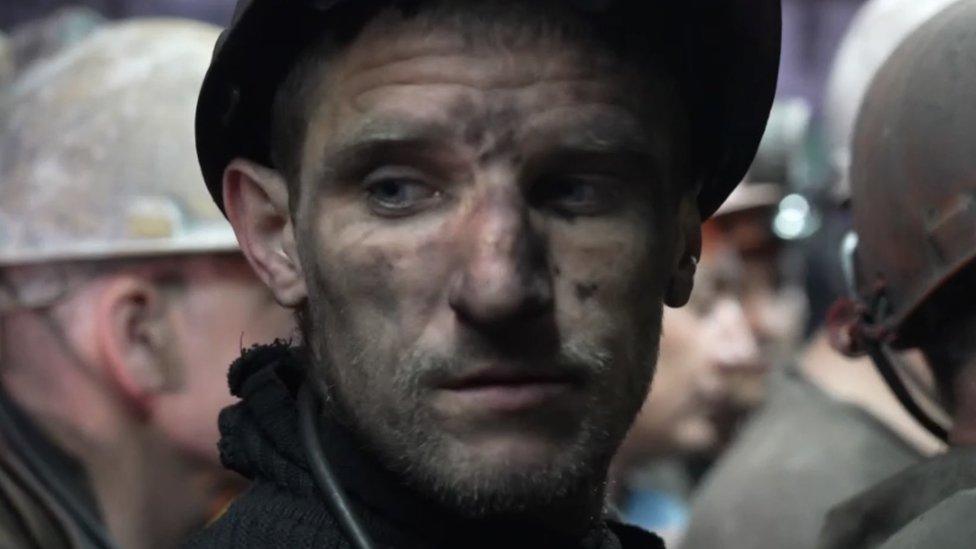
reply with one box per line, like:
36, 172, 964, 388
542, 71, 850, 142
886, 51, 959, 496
847, 0, 976, 347
829, 0, 976, 441
194, 0, 781, 219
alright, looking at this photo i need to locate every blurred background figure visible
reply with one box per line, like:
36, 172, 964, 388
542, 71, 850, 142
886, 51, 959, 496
681, 2, 956, 549
610, 101, 811, 545
0, 18, 294, 549
820, 1, 976, 545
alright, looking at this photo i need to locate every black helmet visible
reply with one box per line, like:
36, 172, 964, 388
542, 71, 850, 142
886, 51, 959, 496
196, 0, 781, 219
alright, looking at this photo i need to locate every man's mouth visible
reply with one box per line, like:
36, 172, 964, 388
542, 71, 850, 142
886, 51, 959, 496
436, 367, 584, 414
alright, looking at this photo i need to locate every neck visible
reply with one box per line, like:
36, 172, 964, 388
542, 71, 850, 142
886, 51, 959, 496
87, 428, 214, 549
485, 479, 609, 541
800, 330, 946, 455
315, 401, 611, 546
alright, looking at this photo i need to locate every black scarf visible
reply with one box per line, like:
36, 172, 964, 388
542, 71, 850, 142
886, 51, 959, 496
184, 343, 663, 548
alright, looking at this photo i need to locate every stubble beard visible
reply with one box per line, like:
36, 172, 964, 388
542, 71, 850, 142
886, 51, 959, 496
299, 297, 662, 522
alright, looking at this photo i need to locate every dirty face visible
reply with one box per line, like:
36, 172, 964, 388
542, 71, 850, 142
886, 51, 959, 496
288, 12, 696, 515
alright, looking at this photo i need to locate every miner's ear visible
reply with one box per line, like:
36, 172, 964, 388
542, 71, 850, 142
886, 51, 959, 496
665, 195, 702, 308
223, 158, 307, 307
92, 275, 177, 420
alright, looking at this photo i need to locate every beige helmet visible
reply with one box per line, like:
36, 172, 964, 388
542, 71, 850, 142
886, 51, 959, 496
0, 19, 237, 267
823, 0, 960, 201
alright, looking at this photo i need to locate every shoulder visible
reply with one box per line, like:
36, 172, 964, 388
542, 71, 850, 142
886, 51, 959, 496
0, 455, 76, 548
881, 489, 976, 549
821, 447, 976, 549
879, 488, 976, 549
683, 374, 920, 549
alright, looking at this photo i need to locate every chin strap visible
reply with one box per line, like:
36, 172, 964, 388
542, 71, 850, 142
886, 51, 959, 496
830, 231, 951, 443
298, 383, 376, 549
863, 340, 950, 443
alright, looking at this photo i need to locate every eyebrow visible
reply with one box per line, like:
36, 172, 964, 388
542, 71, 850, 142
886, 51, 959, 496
313, 118, 455, 182
314, 111, 665, 183
522, 118, 664, 179
517, 108, 667, 174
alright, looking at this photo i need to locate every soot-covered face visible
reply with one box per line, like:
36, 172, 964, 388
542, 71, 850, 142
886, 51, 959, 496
267, 7, 699, 520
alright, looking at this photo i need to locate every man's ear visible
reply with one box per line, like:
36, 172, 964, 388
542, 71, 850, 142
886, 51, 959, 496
223, 158, 307, 307
92, 276, 176, 420
665, 195, 703, 308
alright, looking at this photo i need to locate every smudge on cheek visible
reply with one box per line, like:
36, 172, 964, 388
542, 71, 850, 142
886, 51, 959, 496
575, 281, 599, 301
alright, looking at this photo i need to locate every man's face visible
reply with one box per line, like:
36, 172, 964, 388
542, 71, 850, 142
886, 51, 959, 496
618, 252, 767, 465
154, 255, 295, 466
284, 14, 694, 514
709, 210, 806, 372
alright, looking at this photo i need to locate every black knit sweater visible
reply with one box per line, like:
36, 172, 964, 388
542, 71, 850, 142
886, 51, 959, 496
184, 344, 664, 549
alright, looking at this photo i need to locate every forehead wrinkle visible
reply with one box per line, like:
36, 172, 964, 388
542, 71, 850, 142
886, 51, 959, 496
335, 116, 456, 147
319, 98, 662, 177
348, 79, 630, 115
313, 50, 669, 177
341, 8, 618, 79
347, 54, 613, 91
521, 107, 653, 149
343, 74, 640, 148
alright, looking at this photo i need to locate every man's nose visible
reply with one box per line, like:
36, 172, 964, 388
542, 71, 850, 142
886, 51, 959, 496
707, 299, 764, 373
448, 190, 553, 328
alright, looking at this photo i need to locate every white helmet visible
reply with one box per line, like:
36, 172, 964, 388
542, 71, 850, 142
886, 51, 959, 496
0, 19, 237, 266
824, 0, 961, 200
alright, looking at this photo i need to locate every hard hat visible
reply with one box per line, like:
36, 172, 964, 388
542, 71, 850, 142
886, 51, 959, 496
823, 0, 976, 443
749, 98, 812, 191
0, 19, 238, 266
195, 0, 781, 220
823, 0, 960, 201
715, 99, 811, 218
847, 0, 976, 347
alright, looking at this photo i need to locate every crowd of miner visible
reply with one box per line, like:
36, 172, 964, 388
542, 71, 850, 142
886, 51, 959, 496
681, 1, 959, 547
1, 1, 975, 548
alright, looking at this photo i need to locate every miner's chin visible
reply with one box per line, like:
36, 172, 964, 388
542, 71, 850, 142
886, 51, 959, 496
419, 426, 614, 518
436, 405, 621, 481
451, 420, 586, 466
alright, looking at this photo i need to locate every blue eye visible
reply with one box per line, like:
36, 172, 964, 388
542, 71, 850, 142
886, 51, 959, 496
364, 170, 439, 216
554, 180, 600, 205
